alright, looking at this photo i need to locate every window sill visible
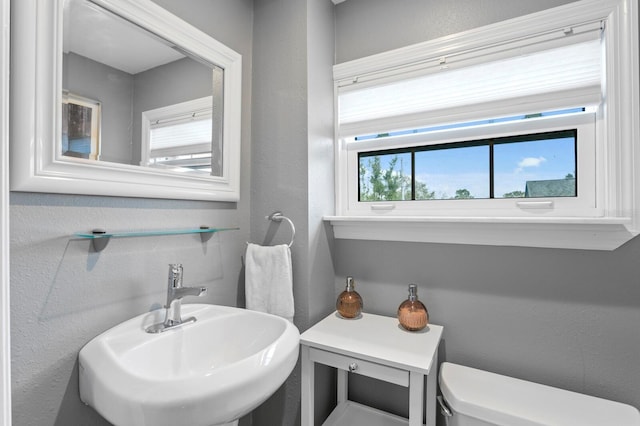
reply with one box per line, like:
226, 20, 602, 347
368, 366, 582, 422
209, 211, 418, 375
324, 216, 637, 250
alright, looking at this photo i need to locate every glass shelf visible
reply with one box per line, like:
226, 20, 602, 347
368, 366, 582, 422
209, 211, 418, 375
74, 226, 238, 239
73, 226, 239, 251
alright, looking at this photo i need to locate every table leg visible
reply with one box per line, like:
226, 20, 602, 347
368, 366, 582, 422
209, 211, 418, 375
337, 368, 348, 404
425, 350, 438, 426
409, 371, 424, 426
301, 345, 315, 426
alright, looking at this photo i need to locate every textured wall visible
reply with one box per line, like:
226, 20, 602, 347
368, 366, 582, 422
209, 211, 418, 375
9, 0, 253, 424
335, 0, 578, 63
251, 0, 336, 424
333, 0, 640, 421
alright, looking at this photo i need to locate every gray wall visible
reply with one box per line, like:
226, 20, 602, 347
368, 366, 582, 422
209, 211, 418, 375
132, 57, 217, 165
63, 52, 135, 164
335, 0, 579, 63
251, 0, 336, 424
10, 0, 253, 425
333, 0, 640, 422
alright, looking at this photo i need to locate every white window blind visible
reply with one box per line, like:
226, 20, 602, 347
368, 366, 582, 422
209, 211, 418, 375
149, 115, 212, 154
337, 23, 603, 137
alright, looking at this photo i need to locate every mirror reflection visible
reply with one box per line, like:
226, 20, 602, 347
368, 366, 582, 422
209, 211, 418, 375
62, 0, 223, 176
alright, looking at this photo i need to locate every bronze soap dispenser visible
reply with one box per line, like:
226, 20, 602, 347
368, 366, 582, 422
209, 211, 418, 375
398, 284, 429, 331
336, 276, 363, 319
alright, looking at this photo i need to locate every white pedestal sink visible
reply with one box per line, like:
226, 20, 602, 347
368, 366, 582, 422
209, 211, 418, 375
79, 304, 300, 426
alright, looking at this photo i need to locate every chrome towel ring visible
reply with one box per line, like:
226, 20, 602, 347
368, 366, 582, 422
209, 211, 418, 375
266, 211, 295, 248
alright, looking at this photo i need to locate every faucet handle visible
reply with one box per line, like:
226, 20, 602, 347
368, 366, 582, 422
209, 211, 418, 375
168, 263, 183, 288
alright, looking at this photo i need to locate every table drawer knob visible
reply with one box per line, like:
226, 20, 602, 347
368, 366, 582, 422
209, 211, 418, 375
348, 362, 358, 372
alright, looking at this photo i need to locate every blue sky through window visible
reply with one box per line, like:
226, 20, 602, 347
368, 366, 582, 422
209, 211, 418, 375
357, 109, 580, 200
494, 137, 575, 198
359, 131, 576, 200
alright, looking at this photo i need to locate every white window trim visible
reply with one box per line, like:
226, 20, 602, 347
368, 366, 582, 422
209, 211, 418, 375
141, 96, 213, 168
0, 0, 10, 422
326, 0, 640, 250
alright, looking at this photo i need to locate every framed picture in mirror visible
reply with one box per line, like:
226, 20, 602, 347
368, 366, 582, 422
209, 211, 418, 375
62, 91, 101, 161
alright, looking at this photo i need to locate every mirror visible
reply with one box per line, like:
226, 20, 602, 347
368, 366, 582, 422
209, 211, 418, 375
62, 0, 224, 175
11, 0, 242, 200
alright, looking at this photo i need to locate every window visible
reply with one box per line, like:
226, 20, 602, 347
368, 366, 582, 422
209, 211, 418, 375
329, 0, 640, 250
148, 116, 213, 172
346, 109, 596, 218
141, 96, 215, 174
358, 125, 578, 201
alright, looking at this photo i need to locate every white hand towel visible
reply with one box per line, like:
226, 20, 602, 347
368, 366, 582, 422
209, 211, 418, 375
245, 243, 294, 322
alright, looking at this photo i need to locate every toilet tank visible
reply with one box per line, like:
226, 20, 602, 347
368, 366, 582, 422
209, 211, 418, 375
439, 362, 640, 426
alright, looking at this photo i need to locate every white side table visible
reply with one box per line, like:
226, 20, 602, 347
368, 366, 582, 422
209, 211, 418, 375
301, 312, 443, 426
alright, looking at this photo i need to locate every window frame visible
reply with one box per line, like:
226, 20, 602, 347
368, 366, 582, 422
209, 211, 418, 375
327, 0, 640, 250
346, 112, 597, 218
140, 96, 215, 173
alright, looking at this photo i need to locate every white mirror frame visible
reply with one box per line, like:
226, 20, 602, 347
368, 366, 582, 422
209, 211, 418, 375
0, 0, 10, 423
11, 0, 242, 201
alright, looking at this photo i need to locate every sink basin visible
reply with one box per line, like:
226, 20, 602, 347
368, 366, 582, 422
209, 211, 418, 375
79, 304, 300, 426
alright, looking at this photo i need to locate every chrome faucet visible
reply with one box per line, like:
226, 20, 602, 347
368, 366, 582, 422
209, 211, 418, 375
146, 264, 207, 333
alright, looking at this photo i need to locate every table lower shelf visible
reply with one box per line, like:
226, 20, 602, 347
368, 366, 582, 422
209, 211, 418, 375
322, 401, 411, 426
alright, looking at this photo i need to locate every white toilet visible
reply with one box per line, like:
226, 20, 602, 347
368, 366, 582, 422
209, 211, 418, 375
438, 362, 640, 426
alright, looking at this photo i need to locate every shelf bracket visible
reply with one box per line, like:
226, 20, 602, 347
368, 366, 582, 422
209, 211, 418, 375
90, 229, 110, 252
